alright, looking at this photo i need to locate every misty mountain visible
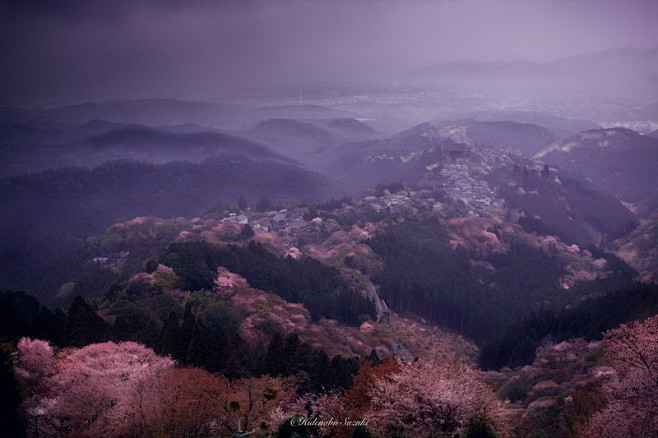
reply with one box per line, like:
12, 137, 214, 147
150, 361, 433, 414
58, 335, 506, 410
88, 126, 293, 163
0, 119, 127, 146
404, 59, 546, 86
647, 129, 658, 139
327, 122, 637, 246
0, 99, 249, 129
536, 128, 658, 216
327, 120, 557, 186
0, 122, 294, 177
247, 117, 381, 165
0, 156, 333, 294
450, 111, 601, 139
314, 117, 380, 137
325, 122, 452, 189
402, 48, 658, 101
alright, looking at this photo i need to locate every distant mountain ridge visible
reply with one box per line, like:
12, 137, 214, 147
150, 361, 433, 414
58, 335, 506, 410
402, 47, 658, 101
247, 117, 381, 165
0, 122, 294, 177
88, 126, 293, 162
449, 111, 601, 139
0, 98, 248, 128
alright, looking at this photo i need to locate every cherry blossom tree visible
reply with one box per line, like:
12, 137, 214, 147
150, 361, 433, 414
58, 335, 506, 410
366, 360, 509, 437
584, 315, 658, 437
268, 391, 341, 437
213, 266, 246, 300
269, 359, 508, 438
17, 338, 174, 438
15, 338, 55, 391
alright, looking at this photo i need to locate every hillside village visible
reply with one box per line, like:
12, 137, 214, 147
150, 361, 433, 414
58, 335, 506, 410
91, 134, 617, 301
84, 139, 622, 371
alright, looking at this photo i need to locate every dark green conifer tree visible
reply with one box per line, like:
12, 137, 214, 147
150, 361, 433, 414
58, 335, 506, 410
185, 320, 226, 372
65, 296, 107, 347
158, 311, 182, 358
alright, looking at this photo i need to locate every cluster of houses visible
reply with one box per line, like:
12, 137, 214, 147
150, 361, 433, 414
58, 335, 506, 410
425, 142, 523, 218
364, 192, 411, 213
89, 141, 523, 272
439, 164, 495, 217
363, 188, 446, 214
222, 207, 313, 236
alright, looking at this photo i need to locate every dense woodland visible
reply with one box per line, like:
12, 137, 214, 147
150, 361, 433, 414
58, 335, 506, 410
478, 282, 658, 369
160, 240, 375, 325
369, 218, 567, 342
0, 291, 361, 390
0, 157, 333, 296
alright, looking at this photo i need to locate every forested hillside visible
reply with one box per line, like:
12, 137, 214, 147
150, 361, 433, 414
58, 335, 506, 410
0, 157, 333, 296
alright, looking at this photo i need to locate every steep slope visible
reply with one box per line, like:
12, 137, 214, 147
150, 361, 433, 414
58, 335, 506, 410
614, 213, 658, 284
326, 122, 455, 189
489, 164, 639, 246
536, 128, 658, 217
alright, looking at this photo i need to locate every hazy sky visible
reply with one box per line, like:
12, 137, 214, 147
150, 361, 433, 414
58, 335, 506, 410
1, 0, 657, 105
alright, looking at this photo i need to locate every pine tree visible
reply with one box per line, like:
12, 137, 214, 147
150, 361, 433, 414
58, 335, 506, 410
185, 320, 225, 372
179, 303, 195, 359
158, 311, 181, 358
263, 332, 286, 375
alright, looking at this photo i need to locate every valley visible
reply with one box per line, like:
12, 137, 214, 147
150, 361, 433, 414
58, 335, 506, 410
2, 1, 658, 436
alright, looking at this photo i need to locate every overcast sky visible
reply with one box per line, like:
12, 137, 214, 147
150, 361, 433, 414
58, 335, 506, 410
1, 0, 657, 105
